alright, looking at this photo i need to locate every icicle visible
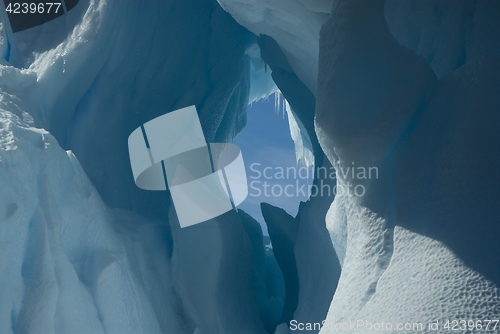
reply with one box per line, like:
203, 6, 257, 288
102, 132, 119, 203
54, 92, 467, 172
274, 91, 281, 115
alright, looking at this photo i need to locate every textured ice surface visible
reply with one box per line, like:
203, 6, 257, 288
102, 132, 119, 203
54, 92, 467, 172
385, 0, 500, 79
0, 111, 184, 334
316, 0, 500, 332
0, 0, 254, 221
0, 0, 277, 332
2, 0, 500, 332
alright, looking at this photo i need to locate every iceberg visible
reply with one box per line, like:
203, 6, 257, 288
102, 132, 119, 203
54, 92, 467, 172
1, 0, 500, 333
217, 0, 500, 332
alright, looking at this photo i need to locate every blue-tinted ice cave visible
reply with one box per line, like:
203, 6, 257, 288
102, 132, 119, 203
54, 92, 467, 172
0, 0, 499, 333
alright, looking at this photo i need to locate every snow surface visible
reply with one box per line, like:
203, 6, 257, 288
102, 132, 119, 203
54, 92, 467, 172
384, 0, 500, 79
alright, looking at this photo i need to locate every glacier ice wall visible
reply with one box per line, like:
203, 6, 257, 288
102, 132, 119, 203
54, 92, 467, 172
246, 43, 278, 104
218, 0, 500, 97
0, 0, 254, 221
262, 157, 340, 334
0, 109, 273, 333
285, 101, 314, 167
0, 111, 190, 334
1, 0, 499, 333
239, 210, 286, 333
166, 207, 270, 333
0, 0, 282, 333
257, 34, 319, 171
315, 0, 500, 332
385, 0, 500, 79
